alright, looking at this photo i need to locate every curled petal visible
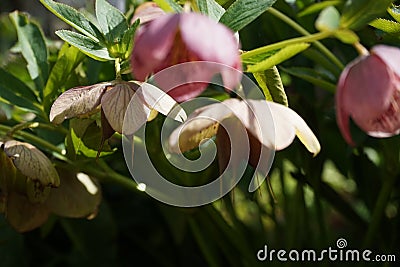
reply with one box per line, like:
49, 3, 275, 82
168, 99, 241, 153
3, 140, 60, 187
372, 45, 400, 78
123, 82, 187, 136
132, 2, 165, 25
50, 82, 110, 124
267, 102, 321, 155
101, 82, 136, 133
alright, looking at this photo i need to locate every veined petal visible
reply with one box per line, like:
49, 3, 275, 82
101, 82, 136, 133
50, 82, 110, 124
267, 102, 321, 155
3, 140, 60, 187
122, 82, 187, 136
138, 82, 187, 122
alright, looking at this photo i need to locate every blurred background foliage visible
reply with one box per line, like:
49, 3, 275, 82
0, 0, 400, 266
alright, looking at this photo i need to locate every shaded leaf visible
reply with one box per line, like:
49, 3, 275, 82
40, 0, 103, 42
298, 0, 342, 17
246, 43, 310, 72
0, 67, 38, 104
219, 0, 277, 32
253, 66, 288, 106
340, 0, 392, 30
43, 44, 85, 113
281, 66, 337, 93
9, 11, 49, 92
56, 30, 114, 61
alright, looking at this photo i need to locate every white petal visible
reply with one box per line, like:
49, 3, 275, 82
267, 101, 321, 155
168, 99, 241, 153
122, 82, 187, 136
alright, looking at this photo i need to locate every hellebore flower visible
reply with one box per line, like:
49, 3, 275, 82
131, 12, 242, 102
336, 45, 400, 145
0, 140, 101, 232
50, 80, 184, 138
168, 99, 320, 191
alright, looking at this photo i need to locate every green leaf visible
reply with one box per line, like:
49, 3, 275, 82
340, 0, 393, 30
39, 0, 103, 42
43, 43, 85, 113
245, 43, 310, 73
9, 11, 49, 93
298, 0, 342, 17
0, 68, 38, 103
370, 18, 400, 34
56, 30, 114, 61
253, 66, 288, 106
388, 5, 400, 23
219, 0, 277, 32
95, 0, 128, 45
0, 68, 43, 116
315, 6, 340, 32
154, 0, 183, 13
196, 0, 225, 21
121, 19, 140, 60
281, 66, 337, 93
70, 119, 115, 158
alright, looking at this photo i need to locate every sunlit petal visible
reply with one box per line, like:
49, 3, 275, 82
50, 82, 110, 124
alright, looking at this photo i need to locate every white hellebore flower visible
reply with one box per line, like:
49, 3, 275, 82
168, 98, 321, 191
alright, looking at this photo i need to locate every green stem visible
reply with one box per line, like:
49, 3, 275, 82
0, 124, 64, 156
90, 159, 140, 193
242, 31, 331, 60
266, 7, 345, 70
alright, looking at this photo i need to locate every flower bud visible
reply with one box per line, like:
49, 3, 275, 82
131, 12, 242, 102
336, 45, 400, 145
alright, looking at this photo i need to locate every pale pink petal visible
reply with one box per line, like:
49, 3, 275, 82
131, 14, 178, 80
101, 82, 136, 133
50, 82, 110, 124
372, 45, 400, 78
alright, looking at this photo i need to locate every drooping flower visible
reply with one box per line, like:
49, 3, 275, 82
336, 45, 400, 145
168, 98, 320, 191
0, 140, 101, 232
50, 80, 185, 138
131, 12, 242, 102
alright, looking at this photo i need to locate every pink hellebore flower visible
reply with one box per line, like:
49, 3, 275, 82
336, 45, 400, 145
131, 12, 242, 102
